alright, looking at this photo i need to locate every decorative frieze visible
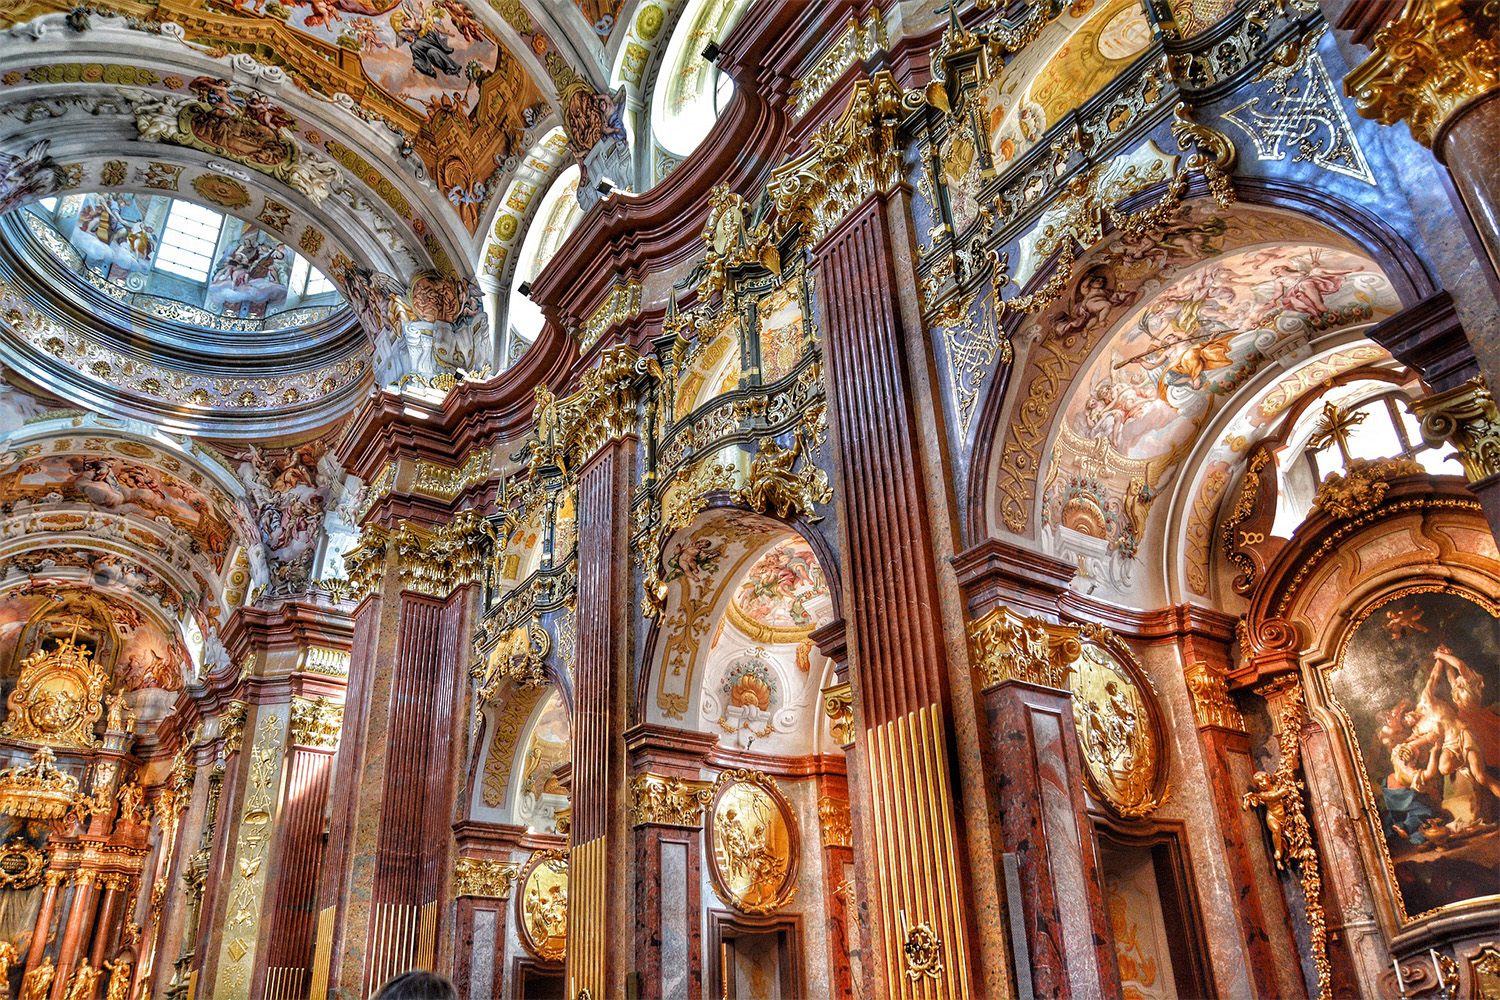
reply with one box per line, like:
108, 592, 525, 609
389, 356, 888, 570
966, 606, 1073, 690
790, 11, 888, 119
301, 646, 351, 678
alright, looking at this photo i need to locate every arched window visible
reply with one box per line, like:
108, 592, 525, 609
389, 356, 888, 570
649, 0, 747, 168
505, 166, 582, 361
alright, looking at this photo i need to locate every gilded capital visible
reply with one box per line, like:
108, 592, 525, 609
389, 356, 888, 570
966, 606, 1076, 690
341, 525, 389, 602
821, 683, 855, 746
394, 509, 496, 597
453, 857, 520, 899
1346, 0, 1500, 147
1409, 376, 1500, 480
627, 772, 713, 828
289, 697, 343, 750
817, 796, 853, 848
766, 71, 910, 246
1183, 662, 1246, 732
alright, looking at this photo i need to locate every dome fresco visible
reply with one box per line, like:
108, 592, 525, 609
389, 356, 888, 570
17, 193, 344, 331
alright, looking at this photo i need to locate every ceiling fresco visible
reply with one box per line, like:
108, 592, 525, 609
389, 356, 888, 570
1037, 241, 1399, 603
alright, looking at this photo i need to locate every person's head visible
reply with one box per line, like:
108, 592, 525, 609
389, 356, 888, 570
375, 971, 458, 1000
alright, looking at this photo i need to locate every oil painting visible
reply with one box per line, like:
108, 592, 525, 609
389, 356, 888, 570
756, 279, 805, 384
1331, 589, 1500, 919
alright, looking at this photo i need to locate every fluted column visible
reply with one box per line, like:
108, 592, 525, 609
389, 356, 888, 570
256, 696, 343, 1000
811, 187, 976, 997
565, 435, 635, 1000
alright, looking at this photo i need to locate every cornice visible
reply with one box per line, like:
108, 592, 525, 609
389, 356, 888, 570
952, 537, 1076, 621
221, 598, 356, 665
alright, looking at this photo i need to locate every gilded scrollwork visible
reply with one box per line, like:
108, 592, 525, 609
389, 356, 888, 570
393, 509, 496, 597
1346, 0, 1500, 148
902, 921, 945, 982
1409, 376, 1500, 482
821, 682, 855, 746
0, 634, 108, 749
1183, 661, 1245, 732
1243, 680, 1330, 1000
475, 617, 553, 701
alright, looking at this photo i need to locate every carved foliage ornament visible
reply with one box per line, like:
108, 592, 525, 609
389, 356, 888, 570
628, 773, 712, 828
289, 697, 342, 750
475, 617, 552, 701
1312, 457, 1424, 519
453, 857, 519, 899
1346, 0, 1500, 148
705, 769, 798, 915
966, 606, 1073, 690
393, 509, 496, 597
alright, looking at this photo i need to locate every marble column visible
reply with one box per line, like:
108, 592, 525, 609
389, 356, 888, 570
22, 871, 66, 980
1436, 90, 1500, 281
815, 780, 857, 1000
811, 188, 976, 997
51, 872, 99, 1000
256, 697, 343, 1000
566, 434, 635, 1000
978, 664, 1120, 1000
86, 875, 127, 970
624, 727, 718, 1000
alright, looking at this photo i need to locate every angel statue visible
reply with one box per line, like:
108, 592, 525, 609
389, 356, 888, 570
19, 955, 52, 1000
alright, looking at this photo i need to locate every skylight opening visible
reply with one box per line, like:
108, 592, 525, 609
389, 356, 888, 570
155, 201, 224, 283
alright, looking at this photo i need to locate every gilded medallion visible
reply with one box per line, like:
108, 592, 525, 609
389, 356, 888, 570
516, 849, 568, 964
705, 769, 798, 914
1065, 626, 1170, 818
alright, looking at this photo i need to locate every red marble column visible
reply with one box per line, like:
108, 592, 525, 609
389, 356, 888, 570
982, 680, 1121, 1000
816, 777, 856, 1000
23, 870, 67, 980
362, 590, 469, 993
625, 727, 717, 1000
255, 724, 340, 999
565, 438, 634, 1000
812, 191, 976, 996
51, 871, 100, 1000
87, 875, 127, 970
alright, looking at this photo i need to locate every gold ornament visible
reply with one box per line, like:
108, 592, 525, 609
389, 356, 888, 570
0, 836, 47, 889
966, 606, 1074, 689
0, 635, 108, 749
1346, 0, 1500, 148
475, 618, 551, 701
706, 770, 798, 915
1409, 376, 1500, 481
0, 747, 80, 820
393, 510, 496, 598
628, 773, 712, 828
518, 850, 568, 964
902, 921, 945, 982
741, 432, 832, 522
20, 955, 54, 1000
1242, 680, 1330, 1000
1183, 662, 1245, 732
453, 858, 519, 899
289, 697, 343, 750
821, 683, 854, 746
817, 796, 852, 848
1312, 457, 1424, 519
1064, 626, 1170, 818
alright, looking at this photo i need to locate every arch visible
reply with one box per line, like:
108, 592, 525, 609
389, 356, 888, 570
966, 177, 1440, 552
639, 504, 840, 750
645, 0, 749, 171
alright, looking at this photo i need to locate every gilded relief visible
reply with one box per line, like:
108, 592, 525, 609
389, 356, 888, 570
706, 770, 797, 914
2, 633, 108, 749
1329, 589, 1500, 920
1066, 629, 1169, 817
518, 850, 568, 963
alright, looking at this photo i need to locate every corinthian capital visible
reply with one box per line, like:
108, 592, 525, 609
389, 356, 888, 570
1346, 0, 1500, 147
1410, 376, 1500, 480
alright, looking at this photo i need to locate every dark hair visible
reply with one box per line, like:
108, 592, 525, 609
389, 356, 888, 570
375, 971, 459, 1000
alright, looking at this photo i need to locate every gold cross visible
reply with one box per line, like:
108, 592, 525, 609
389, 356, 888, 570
1308, 401, 1366, 460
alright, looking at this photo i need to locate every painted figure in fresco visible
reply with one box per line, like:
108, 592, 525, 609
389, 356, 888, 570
70, 193, 155, 276
0, 140, 62, 216
1053, 266, 1137, 342
1254, 251, 1364, 326
393, 2, 465, 79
